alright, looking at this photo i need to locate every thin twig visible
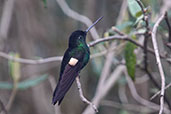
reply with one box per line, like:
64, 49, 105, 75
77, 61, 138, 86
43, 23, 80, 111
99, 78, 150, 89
124, 70, 170, 114
83, 65, 125, 114
0, 34, 170, 65
5, 85, 17, 111
134, 3, 165, 109
151, 13, 166, 114
89, 35, 170, 64
0, 0, 15, 47
146, 70, 171, 109
136, 0, 150, 29
136, 0, 150, 70
0, 52, 62, 64
138, 62, 171, 109
75, 77, 98, 112
88, 35, 140, 47
0, 99, 8, 114
150, 82, 171, 100
111, 27, 125, 36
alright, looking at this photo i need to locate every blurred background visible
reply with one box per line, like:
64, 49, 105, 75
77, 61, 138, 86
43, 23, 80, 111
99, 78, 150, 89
0, 0, 171, 114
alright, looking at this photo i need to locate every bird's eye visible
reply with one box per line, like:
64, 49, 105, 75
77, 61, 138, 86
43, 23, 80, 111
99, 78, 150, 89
78, 36, 82, 39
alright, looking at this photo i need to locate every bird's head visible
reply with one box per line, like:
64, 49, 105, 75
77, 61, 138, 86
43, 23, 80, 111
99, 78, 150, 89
69, 30, 87, 48
68, 16, 103, 48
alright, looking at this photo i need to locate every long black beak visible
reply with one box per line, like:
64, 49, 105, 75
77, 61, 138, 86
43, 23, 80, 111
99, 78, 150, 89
85, 16, 103, 33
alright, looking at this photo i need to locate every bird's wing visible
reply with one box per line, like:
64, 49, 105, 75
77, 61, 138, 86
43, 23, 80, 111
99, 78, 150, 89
52, 50, 84, 105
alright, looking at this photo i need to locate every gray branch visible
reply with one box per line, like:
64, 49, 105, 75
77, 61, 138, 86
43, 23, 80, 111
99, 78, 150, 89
151, 13, 166, 114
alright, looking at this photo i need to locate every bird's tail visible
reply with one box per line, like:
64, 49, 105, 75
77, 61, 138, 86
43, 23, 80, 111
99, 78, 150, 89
52, 64, 80, 105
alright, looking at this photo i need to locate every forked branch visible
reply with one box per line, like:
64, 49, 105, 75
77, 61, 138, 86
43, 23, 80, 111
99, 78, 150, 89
76, 77, 98, 112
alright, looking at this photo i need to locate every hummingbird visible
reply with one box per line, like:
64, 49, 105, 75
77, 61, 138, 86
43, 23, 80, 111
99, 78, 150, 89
52, 16, 103, 105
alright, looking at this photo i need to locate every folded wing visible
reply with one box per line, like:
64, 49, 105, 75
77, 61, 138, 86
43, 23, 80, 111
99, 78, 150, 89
52, 62, 81, 105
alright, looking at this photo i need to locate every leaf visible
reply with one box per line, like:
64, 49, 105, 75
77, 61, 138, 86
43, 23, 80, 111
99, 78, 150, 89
136, 28, 146, 34
0, 82, 13, 89
133, 15, 143, 26
136, 10, 143, 18
127, 0, 143, 18
116, 21, 134, 31
8, 52, 21, 83
124, 40, 136, 80
0, 74, 48, 90
119, 110, 129, 114
104, 32, 109, 37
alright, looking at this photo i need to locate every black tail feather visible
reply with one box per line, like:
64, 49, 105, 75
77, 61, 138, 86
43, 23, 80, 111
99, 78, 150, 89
52, 64, 81, 105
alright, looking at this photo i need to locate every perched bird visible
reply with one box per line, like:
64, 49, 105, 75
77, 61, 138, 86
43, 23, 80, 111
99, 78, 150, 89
52, 16, 103, 105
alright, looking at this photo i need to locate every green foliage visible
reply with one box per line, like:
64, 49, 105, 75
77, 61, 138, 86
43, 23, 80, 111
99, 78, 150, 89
124, 37, 137, 81
116, 21, 134, 31
119, 110, 129, 114
8, 52, 21, 83
0, 74, 48, 90
127, 0, 148, 27
105, 22, 134, 36
127, 0, 143, 18
133, 15, 143, 26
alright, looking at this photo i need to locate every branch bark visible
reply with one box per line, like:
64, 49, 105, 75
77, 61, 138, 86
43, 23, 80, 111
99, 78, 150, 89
0, 99, 8, 114
124, 70, 170, 114
0, 0, 15, 50
0, 33, 170, 65
151, 13, 166, 114
75, 77, 98, 112
150, 82, 171, 100
83, 65, 125, 114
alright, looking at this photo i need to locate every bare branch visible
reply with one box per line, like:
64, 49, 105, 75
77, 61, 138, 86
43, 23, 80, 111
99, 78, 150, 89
0, 0, 15, 50
89, 35, 170, 64
0, 33, 170, 65
5, 86, 17, 111
89, 35, 143, 48
111, 27, 125, 36
75, 77, 98, 112
0, 52, 62, 64
55, 0, 100, 40
151, 13, 166, 114
124, 70, 170, 114
136, 0, 150, 73
0, 99, 8, 114
83, 65, 124, 114
0, 0, 15, 39
136, 0, 150, 30
150, 82, 171, 100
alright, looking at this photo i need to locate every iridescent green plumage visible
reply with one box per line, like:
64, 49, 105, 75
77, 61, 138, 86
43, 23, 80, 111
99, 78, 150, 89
52, 30, 90, 105
52, 16, 103, 105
